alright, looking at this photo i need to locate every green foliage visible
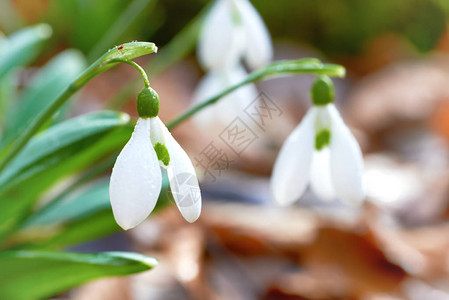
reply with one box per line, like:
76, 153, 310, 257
0, 250, 157, 300
0, 8, 353, 297
2, 49, 87, 145
0, 111, 132, 240
0, 25, 160, 297
0, 24, 51, 79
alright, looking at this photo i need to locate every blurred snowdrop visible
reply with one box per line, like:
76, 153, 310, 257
193, 0, 272, 130
191, 65, 258, 132
110, 88, 201, 230
198, 0, 273, 70
271, 76, 365, 205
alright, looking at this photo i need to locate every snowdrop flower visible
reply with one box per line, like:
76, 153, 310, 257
193, 0, 272, 131
198, 0, 273, 71
271, 76, 365, 205
110, 87, 201, 230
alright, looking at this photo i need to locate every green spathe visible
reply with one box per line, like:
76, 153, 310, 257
137, 87, 159, 118
311, 75, 334, 106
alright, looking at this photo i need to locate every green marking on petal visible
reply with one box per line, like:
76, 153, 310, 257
154, 142, 170, 166
315, 129, 331, 151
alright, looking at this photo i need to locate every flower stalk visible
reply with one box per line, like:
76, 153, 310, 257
167, 58, 345, 129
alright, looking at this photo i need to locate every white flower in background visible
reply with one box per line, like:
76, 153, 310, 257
198, 0, 273, 71
271, 76, 365, 205
192, 0, 272, 130
110, 88, 201, 230
191, 65, 258, 132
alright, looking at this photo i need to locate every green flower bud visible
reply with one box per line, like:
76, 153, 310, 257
311, 75, 334, 106
137, 87, 159, 118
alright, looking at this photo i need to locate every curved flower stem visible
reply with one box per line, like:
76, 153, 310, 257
166, 58, 346, 129
112, 59, 150, 88
0, 42, 157, 173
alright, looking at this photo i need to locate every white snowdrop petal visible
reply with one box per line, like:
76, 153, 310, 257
158, 119, 202, 223
310, 148, 336, 201
271, 108, 316, 206
198, 0, 242, 70
109, 118, 162, 230
327, 104, 365, 203
233, 0, 273, 69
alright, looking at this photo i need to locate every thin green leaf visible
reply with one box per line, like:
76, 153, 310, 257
0, 24, 52, 79
3, 49, 87, 143
0, 111, 129, 190
0, 69, 19, 126
0, 250, 157, 300
9, 176, 170, 250
0, 112, 132, 240
24, 180, 111, 227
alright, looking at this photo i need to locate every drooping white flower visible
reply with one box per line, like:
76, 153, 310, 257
110, 88, 201, 230
198, 0, 273, 71
193, 0, 272, 132
271, 76, 365, 205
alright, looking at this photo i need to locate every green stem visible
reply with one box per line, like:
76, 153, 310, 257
166, 58, 346, 130
167, 79, 246, 130
0, 42, 157, 173
113, 59, 150, 88
87, 0, 156, 62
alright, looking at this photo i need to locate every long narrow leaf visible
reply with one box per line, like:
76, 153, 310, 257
0, 24, 52, 79
0, 250, 157, 300
3, 50, 87, 143
0, 112, 132, 240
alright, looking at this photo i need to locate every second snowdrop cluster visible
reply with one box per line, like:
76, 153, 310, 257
192, 0, 273, 130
